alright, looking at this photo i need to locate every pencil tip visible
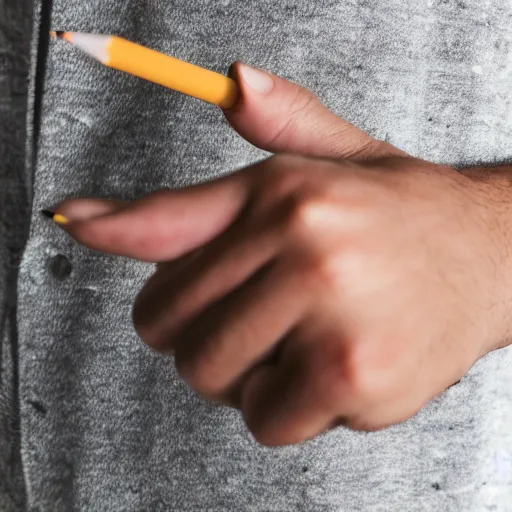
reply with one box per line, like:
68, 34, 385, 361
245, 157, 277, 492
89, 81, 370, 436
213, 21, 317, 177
53, 214, 70, 226
41, 209, 55, 219
51, 31, 67, 40
41, 210, 70, 225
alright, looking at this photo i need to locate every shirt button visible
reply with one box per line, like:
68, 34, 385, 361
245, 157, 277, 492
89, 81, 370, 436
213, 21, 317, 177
48, 254, 72, 280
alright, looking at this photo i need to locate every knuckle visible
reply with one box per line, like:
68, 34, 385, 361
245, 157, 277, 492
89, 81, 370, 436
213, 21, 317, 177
317, 356, 349, 407
309, 342, 348, 408
249, 156, 305, 206
262, 157, 299, 191
263, 155, 306, 184
285, 192, 325, 236
319, 373, 347, 409
306, 254, 344, 290
342, 348, 380, 402
319, 345, 379, 406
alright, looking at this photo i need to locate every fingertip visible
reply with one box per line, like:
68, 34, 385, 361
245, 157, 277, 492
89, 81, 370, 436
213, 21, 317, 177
224, 61, 276, 110
223, 62, 277, 145
64, 216, 108, 249
50, 198, 126, 224
67, 214, 142, 260
237, 63, 275, 95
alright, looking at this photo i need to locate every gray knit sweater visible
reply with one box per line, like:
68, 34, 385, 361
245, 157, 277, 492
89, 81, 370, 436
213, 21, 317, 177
1, 0, 512, 510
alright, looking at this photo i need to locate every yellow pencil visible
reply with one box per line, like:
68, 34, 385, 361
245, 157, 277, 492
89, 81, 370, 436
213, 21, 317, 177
52, 31, 239, 109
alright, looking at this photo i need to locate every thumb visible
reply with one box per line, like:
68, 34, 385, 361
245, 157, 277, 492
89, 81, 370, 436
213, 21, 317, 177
53, 175, 249, 262
224, 62, 404, 160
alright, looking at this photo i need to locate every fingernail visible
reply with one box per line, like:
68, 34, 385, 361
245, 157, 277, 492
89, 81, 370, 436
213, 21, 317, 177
238, 64, 274, 94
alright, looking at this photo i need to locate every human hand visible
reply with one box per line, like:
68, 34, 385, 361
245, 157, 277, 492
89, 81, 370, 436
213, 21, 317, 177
51, 63, 512, 445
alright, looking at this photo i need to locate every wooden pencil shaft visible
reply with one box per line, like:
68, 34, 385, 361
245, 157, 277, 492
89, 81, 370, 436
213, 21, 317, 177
106, 36, 238, 108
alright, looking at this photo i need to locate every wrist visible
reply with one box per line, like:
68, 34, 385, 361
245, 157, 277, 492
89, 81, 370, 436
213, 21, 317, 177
461, 166, 512, 352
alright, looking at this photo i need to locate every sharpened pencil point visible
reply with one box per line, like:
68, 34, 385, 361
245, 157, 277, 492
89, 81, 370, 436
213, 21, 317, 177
41, 210, 69, 225
51, 31, 70, 41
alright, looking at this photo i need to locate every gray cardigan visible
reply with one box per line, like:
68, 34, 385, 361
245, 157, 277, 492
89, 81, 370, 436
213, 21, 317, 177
1, 0, 512, 510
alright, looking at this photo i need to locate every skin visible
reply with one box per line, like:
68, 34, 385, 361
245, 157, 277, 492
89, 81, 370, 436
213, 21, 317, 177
53, 62, 512, 447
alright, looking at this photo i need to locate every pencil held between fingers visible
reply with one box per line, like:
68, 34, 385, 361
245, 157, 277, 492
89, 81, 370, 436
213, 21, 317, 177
47, 45, 512, 446
47, 64, 404, 231
51, 180, 250, 262
48, 69, 406, 256
45, 199, 127, 227
53, 151, 511, 445
53, 31, 401, 159
53, 31, 239, 108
